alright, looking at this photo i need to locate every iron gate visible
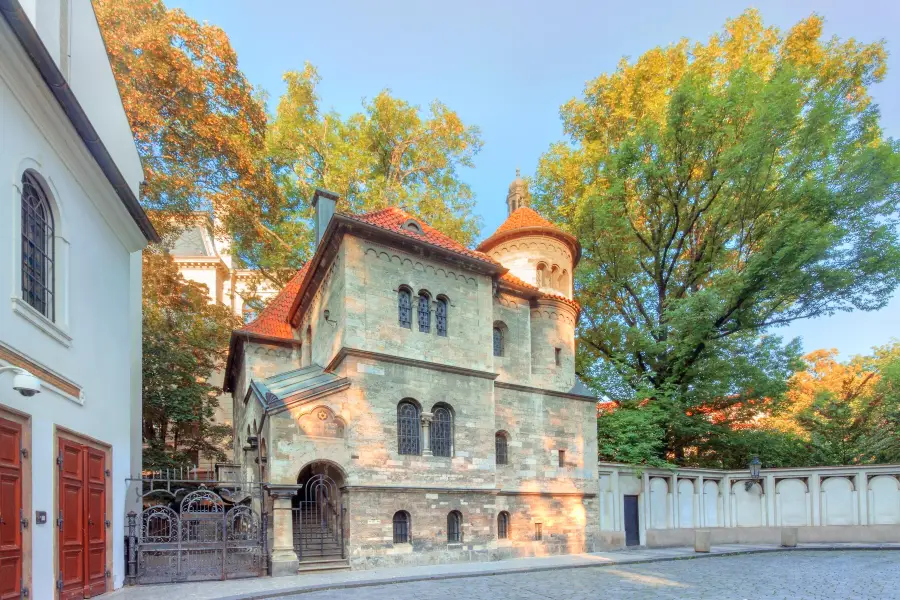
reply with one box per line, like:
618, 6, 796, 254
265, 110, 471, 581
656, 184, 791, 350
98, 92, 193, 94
293, 473, 344, 561
127, 487, 266, 584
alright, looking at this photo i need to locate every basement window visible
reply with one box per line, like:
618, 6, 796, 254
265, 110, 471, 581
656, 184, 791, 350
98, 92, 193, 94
534, 523, 543, 541
558, 449, 566, 468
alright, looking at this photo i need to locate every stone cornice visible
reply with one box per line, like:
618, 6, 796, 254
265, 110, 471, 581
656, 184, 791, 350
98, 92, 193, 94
342, 484, 595, 498
495, 381, 596, 403
326, 347, 499, 381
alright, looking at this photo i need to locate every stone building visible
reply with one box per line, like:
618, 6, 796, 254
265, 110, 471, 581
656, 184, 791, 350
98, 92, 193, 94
224, 176, 599, 574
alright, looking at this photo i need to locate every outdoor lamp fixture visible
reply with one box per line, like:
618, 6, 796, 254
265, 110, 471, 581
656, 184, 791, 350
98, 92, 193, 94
745, 455, 762, 491
323, 309, 337, 327
0, 366, 42, 397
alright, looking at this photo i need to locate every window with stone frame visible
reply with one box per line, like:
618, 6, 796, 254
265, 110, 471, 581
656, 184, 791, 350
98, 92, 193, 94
397, 400, 420, 455
492, 325, 504, 357
21, 170, 55, 320
497, 511, 510, 540
393, 511, 411, 544
398, 287, 412, 328
431, 405, 453, 457
418, 291, 431, 332
495, 432, 508, 465
435, 296, 448, 336
447, 510, 462, 543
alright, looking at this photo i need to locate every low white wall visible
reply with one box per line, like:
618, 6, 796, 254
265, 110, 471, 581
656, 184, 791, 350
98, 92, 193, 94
598, 463, 900, 548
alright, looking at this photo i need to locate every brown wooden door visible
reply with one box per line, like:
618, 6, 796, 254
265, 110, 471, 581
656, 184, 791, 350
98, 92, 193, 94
0, 418, 22, 600
58, 438, 85, 600
83, 449, 106, 596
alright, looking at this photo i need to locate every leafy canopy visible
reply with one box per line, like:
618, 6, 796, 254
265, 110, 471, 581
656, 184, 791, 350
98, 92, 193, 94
536, 10, 900, 464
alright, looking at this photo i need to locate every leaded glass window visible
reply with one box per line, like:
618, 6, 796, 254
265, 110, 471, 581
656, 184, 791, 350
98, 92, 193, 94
498, 511, 510, 540
398, 288, 412, 328
436, 297, 448, 336
21, 171, 54, 320
495, 432, 508, 465
493, 327, 503, 357
418, 292, 431, 333
393, 511, 410, 544
431, 406, 452, 457
447, 511, 462, 543
397, 401, 420, 455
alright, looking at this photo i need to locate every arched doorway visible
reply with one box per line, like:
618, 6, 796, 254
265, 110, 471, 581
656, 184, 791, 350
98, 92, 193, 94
293, 461, 345, 561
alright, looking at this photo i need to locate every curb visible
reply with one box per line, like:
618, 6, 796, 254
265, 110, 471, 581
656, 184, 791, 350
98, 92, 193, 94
219, 545, 900, 600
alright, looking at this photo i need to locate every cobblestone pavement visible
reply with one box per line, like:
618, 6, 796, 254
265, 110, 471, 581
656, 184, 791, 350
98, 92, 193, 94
285, 551, 900, 600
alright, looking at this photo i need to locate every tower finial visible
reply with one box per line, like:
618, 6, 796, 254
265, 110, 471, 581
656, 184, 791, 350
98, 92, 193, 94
506, 168, 529, 216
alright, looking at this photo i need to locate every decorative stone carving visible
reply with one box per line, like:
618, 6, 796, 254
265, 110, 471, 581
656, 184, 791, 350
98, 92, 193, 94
298, 406, 345, 438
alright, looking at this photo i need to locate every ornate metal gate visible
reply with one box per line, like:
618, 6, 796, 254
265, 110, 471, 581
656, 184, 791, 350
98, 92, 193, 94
293, 473, 344, 561
128, 487, 265, 584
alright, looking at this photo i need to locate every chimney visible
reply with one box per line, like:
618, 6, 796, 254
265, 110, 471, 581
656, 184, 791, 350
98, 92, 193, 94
312, 189, 339, 246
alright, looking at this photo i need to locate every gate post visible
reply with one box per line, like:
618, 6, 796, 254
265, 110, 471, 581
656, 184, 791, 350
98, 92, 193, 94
266, 486, 301, 576
126, 511, 137, 585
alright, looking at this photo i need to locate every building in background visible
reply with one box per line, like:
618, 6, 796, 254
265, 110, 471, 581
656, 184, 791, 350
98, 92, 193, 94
168, 215, 281, 461
226, 177, 599, 575
0, 0, 157, 597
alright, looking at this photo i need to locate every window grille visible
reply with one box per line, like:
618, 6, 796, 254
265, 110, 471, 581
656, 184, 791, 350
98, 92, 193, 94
558, 449, 566, 468
21, 171, 54, 320
397, 401, 420, 455
418, 292, 431, 333
398, 288, 412, 328
431, 406, 452, 457
534, 522, 542, 541
498, 511, 509, 540
495, 432, 508, 465
435, 297, 448, 336
447, 511, 462, 543
493, 327, 503, 357
393, 511, 410, 544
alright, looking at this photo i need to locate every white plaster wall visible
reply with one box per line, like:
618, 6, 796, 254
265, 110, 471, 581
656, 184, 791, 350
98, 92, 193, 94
733, 482, 764, 527
677, 479, 695, 528
649, 478, 668, 530
821, 477, 854, 526
703, 480, 720, 527
869, 475, 900, 525
776, 478, 808, 527
0, 41, 144, 597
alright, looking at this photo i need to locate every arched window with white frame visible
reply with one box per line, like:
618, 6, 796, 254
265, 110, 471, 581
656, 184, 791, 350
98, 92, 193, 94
20, 170, 55, 320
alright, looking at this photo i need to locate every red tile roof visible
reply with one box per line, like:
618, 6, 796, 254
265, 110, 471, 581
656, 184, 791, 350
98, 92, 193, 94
499, 272, 581, 312
477, 207, 580, 260
344, 206, 500, 266
239, 263, 308, 340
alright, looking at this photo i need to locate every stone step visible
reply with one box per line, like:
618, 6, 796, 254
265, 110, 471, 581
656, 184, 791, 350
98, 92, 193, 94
296, 559, 350, 574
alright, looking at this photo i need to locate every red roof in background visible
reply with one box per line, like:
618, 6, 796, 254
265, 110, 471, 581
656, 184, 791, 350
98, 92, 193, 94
239, 263, 308, 340
477, 207, 579, 260
344, 206, 500, 266
238, 207, 580, 343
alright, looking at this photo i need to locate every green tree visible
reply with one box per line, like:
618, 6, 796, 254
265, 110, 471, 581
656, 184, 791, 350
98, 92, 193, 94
267, 64, 484, 258
536, 11, 900, 465
141, 252, 241, 470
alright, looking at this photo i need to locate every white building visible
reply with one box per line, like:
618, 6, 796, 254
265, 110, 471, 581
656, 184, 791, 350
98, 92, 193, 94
0, 0, 157, 598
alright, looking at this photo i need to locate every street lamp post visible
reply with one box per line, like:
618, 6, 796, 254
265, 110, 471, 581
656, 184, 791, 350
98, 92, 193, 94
745, 455, 762, 491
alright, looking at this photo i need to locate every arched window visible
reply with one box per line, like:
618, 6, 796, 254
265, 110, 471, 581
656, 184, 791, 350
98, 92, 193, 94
21, 170, 55, 320
551, 265, 560, 289
398, 287, 412, 328
397, 400, 420, 455
447, 510, 462, 542
493, 326, 504, 357
536, 263, 547, 288
393, 511, 411, 544
495, 432, 508, 465
431, 405, 453, 457
562, 269, 570, 296
435, 296, 448, 337
417, 291, 431, 333
497, 511, 510, 540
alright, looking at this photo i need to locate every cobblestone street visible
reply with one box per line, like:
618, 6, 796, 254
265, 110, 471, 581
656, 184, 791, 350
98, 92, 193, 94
285, 551, 900, 600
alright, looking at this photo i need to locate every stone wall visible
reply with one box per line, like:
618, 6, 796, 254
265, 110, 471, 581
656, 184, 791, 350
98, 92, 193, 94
486, 234, 574, 299
598, 463, 900, 548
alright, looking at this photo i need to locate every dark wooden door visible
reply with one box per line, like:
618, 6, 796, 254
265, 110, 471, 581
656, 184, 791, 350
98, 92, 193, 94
624, 495, 640, 546
59, 438, 85, 600
58, 438, 108, 599
84, 449, 106, 596
0, 418, 22, 600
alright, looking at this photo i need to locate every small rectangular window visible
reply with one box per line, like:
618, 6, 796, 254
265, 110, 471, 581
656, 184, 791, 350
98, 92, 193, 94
534, 523, 542, 541
555, 347, 561, 366
558, 449, 566, 468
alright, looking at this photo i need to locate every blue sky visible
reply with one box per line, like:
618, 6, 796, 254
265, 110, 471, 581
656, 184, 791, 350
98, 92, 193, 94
168, 0, 900, 359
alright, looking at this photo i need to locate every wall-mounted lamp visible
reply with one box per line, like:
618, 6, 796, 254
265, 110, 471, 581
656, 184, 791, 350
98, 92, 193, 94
323, 309, 337, 327
0, 366, 42, 397
744, 455, 762, 491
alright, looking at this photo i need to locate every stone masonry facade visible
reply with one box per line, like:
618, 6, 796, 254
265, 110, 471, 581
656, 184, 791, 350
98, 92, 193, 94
226, 177, 599, 572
